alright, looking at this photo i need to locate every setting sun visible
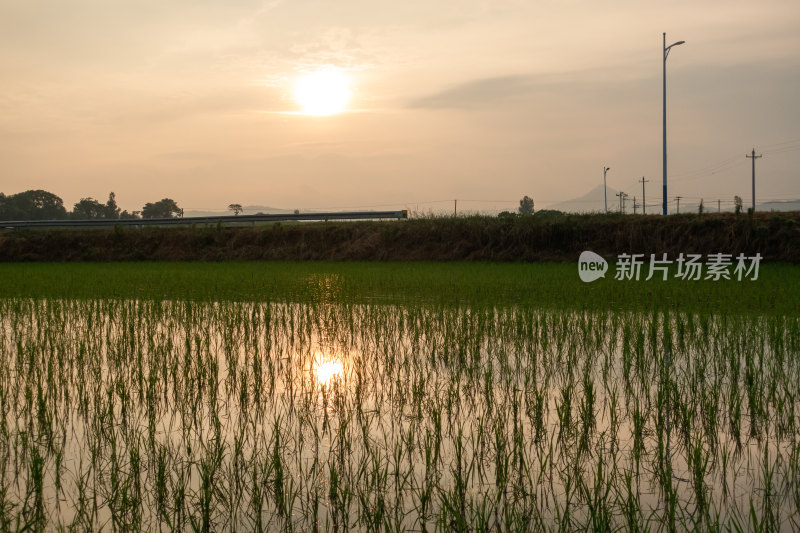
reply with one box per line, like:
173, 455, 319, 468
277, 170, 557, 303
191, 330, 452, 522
292, 68, 351, 116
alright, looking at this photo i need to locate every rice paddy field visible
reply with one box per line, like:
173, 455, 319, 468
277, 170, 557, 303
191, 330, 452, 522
0, 262, 798, 532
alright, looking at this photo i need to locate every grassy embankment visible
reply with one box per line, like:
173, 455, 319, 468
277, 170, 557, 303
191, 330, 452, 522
1, 211, 799, 262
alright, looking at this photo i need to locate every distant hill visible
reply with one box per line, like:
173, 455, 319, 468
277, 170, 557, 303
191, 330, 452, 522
184, 205, 292, 218
758, 199, 800, 212
546, 184, 622, 213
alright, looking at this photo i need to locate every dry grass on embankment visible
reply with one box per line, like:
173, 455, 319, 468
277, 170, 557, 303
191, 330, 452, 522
1, 211, 799, 262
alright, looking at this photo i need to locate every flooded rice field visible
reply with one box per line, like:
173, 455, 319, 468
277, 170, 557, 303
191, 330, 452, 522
0, 298, 798, 531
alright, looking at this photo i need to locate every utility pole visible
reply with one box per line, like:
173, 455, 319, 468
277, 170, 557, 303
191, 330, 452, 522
675, 195, 682, 214
718, 199, 721, 213
640, 177, 649, 214
746, 148, 762, 211
633, 196, 638, 215
454, 199, 457, 216
603, 167, 611, 214
617, 192, 628, 213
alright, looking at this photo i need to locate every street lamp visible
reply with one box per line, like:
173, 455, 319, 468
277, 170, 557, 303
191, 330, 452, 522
663, 33, 685, 216
662, 34, 684, 494
603, 167, 611, 214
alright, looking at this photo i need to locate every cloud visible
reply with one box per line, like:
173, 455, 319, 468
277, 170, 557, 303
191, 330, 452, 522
408, 75, 537, 109
406, 68, 653, 110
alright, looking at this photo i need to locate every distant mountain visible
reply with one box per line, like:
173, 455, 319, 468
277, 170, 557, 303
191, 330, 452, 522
546, 184, 624, 213
183, 205, 292, 218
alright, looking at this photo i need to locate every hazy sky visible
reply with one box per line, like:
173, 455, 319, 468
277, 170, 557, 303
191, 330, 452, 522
2, 0, 799, 214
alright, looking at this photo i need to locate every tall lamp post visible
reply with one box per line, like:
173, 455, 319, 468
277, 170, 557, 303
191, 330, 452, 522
663, 32, 685, 501
603, 167, 611, 214
663, 33, 685, 216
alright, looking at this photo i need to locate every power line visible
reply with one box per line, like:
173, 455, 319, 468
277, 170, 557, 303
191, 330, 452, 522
670, 154, 743, 179
760, 137, 800, 150
671, 158, 746, 183
668, 136, 800, 183
763, 144, 800, 156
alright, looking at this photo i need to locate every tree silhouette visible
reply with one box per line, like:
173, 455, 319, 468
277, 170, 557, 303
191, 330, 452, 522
228, 203, 243, 216
105, 192, 121, 219
518, 195, 534, 216
0, 190, 67, 220
72, 198, 106, 219
141, 198, 181, 219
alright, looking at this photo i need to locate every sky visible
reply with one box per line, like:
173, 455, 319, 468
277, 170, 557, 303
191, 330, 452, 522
2, 0, 799, 215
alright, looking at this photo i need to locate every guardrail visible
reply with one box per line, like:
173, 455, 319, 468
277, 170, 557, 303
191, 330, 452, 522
1, 210, 408, 229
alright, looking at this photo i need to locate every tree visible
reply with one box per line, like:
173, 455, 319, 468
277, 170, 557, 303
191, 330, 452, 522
734, 196, 743, 215
141, 198, 181, 219
228, 203, 243, 216
69, 192, 121, 219
698, 199, 704, 215
0, 190, 67, 220
518, 195, 534, 216
72, 197, 106, 219
105, 192, 121, 219
119, 210, 140, 219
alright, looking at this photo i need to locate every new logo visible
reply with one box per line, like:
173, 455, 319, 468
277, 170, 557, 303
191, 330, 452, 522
578, 251, 608, 283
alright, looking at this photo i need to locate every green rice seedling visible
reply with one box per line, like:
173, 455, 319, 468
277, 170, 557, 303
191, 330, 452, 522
688, 433, 710, 526
66, 460, 94, 531
578, 371, 596, 455
19, 445, 45, 532
728, 382, 743, 452
191, 439, 223, 533
554, 473, 574, 533
581, 451, 613, 532
556, 381, 573, 446
154, 442, 171, 526
607, 383, 620, 456
617, 468, 644, 533
756, 442, 780, 532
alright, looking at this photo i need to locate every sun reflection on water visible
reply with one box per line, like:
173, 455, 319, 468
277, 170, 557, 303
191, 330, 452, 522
313, 355, 344, 386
